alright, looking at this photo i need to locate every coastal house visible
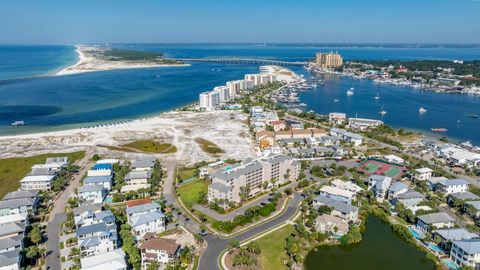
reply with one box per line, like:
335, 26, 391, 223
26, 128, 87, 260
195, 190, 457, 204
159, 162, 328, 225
368, 175, 392, 199
437, 179, 469, 195
79, 185, 107, 205
330, 179, 363, 194
0, 248, 21, 270
270, 120, 286, 132
329, 128, 363, 146
126, 202, 166, 240
87, 169, 113, 177
328, 112, 347, 125
140, 237, 181, 269
0, 213, 28, 227
0, 197, 37, 217
313, 195, 359, 223
83, 176, 113, 191
314, 214, 349, 236
290, 148, 316, 158
383, 155, 405, 165
448, 192, 479, 205
392, 190, 424, 208
20, 175, 55, 191
450, 239, 480, 269
256, 130, 275, 148
121, 170, 152, 192
291, 129, 312, 139
0, 222, 25, 240
73, 207, 116, 230
76, 222, 118, 257
465, 201, 480, 218
426, 176, 449, 190
348, 117, 383, 131
319, 185, 355, 204
321, 136, 341, 147
0, 235, 23, 254
274, 130, 292, 140
131, 157, 156, 171
45, 157, 69, 170
387, 182, 408, 199
413, 167, 434, 181
417, 212, 455, 232
433, 228, 478, 252
73, 204, 102, 228
80, 249, 127, 270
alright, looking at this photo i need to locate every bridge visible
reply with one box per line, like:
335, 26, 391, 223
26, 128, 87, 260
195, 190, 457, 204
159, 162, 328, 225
165, 57, 308, 66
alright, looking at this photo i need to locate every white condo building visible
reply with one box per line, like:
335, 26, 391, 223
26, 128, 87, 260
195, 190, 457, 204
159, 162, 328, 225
208, 155, 300, 205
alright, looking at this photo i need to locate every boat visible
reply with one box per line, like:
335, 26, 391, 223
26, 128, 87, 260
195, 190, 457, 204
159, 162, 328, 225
334, 99, 340, 102
379, 106, 387, 116
467, 114, 478, 119
11, 121, 25, 126
431, 128, 448, 133
374, 92, 380, 100
419, 107, 427, 113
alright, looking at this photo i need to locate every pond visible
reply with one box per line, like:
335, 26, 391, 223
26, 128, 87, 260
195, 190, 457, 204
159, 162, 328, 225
304, 216, 435, 270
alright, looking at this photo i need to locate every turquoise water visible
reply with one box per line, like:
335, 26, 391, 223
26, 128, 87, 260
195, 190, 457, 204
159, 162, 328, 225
1, 44, 480, 142
408, 227, 423, 239
443, 259, 459, 270
428, 243, 443, 253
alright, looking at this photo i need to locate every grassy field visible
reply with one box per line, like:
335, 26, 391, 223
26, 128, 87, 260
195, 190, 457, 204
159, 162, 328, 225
194, 138, 224, 155
176, 179, 208, 209
256, 225, 294, 270
107, 140, 177, 154
177, 168, 196, 182
0, 151, 85, 198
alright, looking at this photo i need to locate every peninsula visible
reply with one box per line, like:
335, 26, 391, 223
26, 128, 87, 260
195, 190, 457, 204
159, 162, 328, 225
56, 45, 187, 76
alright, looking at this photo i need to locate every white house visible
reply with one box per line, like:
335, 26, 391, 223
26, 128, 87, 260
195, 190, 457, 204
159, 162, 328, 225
368, 175, 392, 199
417, 212, 455, 232
319, 185, 355, 204
392, 190, 424, 208
437, 179, 469, 195
313, 195, 359, 223
20, 175, 55, 191
451, 239, 480, 269
139, 237, 181, 269
126, 202, 166, 240
330, 179, 363, 194
87, 169, 112, 177
79, 185, 107, 205
387, 182, 408, 199
348, 117, 383, 131
80, 248, 127, 270
328, 112, 347, 125
76, 222, 118, 257
0, 248, 21, 270
121, 171, 152, 192
315, 214, 349, 236
131, 157, 156, 171
74, 206, 116, 230
383, 155, 405, 165
83, 176, 112, 191
414, 168, 434, 181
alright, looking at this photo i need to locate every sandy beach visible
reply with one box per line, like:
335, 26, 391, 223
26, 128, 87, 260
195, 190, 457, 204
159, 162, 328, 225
56, 45, 189, 76
0, 110, 257, 164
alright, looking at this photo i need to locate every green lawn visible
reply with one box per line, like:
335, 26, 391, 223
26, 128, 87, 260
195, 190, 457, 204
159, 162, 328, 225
194, 138, 224, 155
111, 140, 177, 154
255, 225, 294, 270
177, 168, 196, 182
176, 179, 208, 209
0, 151, 85, 198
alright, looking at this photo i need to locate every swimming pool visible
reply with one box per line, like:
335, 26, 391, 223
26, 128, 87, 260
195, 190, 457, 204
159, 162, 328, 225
442, 259, 459, 270
428, 243, 443, 253
408, 227, 423, 239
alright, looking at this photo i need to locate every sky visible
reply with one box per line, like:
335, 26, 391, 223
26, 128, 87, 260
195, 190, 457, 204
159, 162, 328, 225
0, 0, 479, 44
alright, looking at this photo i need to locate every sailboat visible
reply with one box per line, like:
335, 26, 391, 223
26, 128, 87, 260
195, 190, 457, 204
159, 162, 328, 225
374, 92, 380, 100
379, 106, 387, 116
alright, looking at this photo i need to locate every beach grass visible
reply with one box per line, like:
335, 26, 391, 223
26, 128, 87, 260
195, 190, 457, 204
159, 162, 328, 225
106, 140, 177, 154
0, 151, 85, 198
176, 179, 208, 209
194, 138, 224, 155
255, 224, 294, 270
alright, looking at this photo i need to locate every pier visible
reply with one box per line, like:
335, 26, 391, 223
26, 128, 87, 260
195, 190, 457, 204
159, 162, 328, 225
164, 57, 308, 66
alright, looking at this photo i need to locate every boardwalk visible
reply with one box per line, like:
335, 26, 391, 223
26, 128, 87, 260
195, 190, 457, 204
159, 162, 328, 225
165, 57, 308, 66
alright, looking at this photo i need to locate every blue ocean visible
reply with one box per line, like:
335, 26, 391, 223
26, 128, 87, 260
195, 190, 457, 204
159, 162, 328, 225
0, 44, 479, 144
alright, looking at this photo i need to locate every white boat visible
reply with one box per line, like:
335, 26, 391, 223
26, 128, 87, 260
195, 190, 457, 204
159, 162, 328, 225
334, 99, 340, 102
346, 90, 354, 96
379, 106, 387, 115
11, 121, 25, 126
374, 92, 380, 100
419, 107, 427, 113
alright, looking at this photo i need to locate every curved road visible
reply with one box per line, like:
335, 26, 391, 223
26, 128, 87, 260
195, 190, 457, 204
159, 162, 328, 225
197, 192, 302, 270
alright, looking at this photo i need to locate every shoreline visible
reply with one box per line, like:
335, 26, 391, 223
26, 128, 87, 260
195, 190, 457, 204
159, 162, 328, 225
55, 45, 190, 76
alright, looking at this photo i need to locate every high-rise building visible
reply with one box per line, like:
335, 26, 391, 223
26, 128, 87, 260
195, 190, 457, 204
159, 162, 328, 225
315, 51, 343, 68
213, 86, 229, 102
199, 91, 219, 111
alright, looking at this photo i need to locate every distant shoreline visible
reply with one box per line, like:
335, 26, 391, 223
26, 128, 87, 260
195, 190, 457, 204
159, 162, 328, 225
55, 45, 190, 76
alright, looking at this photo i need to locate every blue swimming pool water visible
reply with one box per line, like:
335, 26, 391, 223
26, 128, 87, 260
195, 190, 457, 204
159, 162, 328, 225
408, 227, 423, 239
443, 259, 459, 270
429, 243, 443, 253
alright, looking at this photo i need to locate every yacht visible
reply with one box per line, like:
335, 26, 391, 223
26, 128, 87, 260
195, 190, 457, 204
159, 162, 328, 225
419, 107, 427, 113
334, 99, 340, 102
11, 121, 25, 126
374, 92, 380, 100
346, 87, 354, 96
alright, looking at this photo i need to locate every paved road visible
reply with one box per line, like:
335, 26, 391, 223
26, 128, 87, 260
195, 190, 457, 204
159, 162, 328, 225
197, 192, 302, 270
45, 149, 93, 270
